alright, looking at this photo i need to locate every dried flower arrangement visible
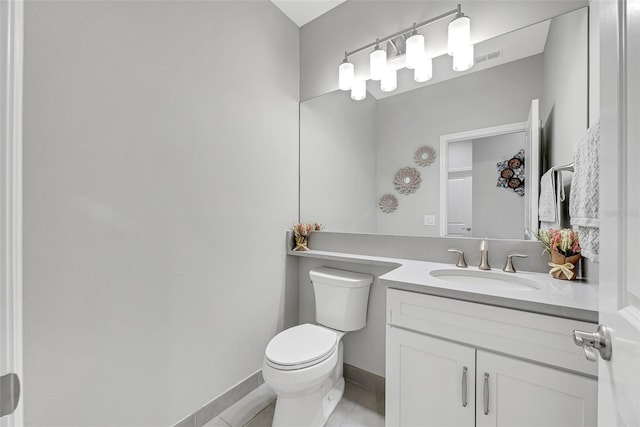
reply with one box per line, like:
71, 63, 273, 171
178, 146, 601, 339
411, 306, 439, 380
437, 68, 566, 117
536, 228, 581, 280
292, 222, 323, 251
536, 228, 581, 256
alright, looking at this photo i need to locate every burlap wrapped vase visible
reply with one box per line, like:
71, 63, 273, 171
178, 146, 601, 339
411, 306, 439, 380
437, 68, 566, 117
549, 251, 582, 280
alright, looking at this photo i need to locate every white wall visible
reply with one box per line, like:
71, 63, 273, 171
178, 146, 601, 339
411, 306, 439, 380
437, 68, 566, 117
472, 133, 526, 239
300, 91, 377, 232
23, 1, 299, 425
541, 7, 589, 167
448, 141, 473, 171
375, 55, 543, 236
300, 0, 587, 100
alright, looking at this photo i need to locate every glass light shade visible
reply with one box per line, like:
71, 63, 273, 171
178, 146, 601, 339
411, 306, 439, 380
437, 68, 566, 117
405, 33, 425, 69
414, 57, 433, 82
380, 69, 397, 92
338, 61, 354, 91
448, 15, 471, 56
370, 48, 387, 81
351, 80, 367, 101
452, 44, 474, 71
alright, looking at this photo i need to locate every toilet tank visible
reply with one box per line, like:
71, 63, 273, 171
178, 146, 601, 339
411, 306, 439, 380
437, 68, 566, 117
309, 267, 373, 332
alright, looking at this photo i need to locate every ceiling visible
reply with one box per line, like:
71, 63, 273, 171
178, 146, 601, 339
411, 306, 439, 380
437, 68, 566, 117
270, 0, 347, 27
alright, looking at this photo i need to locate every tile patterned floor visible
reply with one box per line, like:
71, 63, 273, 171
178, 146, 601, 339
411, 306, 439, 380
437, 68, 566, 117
205, 380, 384, 427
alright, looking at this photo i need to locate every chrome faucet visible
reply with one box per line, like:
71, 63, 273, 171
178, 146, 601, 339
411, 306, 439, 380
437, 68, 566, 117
448, 249, 467, 268
479, 239, 491, 270
503, 254, 528, 273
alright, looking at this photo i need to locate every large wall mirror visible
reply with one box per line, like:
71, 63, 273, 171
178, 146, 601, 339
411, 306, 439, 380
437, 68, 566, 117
300, 7, 588, 240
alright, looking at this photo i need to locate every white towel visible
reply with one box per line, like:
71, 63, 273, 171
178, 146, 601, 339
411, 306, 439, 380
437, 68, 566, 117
539, 169, 557, 223
570, 122, 600, 261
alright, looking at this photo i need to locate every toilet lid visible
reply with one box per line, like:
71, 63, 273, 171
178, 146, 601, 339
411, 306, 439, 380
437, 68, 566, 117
265, 324, 338, 368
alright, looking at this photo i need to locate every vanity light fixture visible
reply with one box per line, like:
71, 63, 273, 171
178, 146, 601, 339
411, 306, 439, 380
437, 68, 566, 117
338, 3, 473, 100
351, 80, 367, 100
447, 8, 471, 56
405, 25, 425, 69
452, 43, 474, 71
338, 53, 354, 90
369, 40, 387, 81
381, 68, 398, 92
414, 57, 433, 82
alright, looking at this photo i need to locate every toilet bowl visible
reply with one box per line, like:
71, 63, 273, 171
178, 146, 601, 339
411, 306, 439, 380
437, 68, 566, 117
262, 324, 345, 426
263, 267, 373, 427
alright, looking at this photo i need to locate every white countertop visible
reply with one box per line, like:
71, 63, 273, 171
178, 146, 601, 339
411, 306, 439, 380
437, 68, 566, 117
288, 249, 599, 323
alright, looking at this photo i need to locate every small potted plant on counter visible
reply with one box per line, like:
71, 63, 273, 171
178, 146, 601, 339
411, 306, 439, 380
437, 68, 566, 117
536, 228, 582, 280
292, 222, 323, 251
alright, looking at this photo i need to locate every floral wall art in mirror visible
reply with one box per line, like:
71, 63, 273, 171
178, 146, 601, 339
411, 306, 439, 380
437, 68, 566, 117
393, 167, 422, 195
378, 194, 398, 213
414, 145, 437, 167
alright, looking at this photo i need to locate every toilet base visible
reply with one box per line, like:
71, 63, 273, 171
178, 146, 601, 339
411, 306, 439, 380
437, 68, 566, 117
272, 375, 345, 427
271, 345, 345, 427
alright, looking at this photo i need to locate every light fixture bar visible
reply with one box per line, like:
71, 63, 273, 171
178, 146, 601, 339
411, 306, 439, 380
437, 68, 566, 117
344, 5, 461, 59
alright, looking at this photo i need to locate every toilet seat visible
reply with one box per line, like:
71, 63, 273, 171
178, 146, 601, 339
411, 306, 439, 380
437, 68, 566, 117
265, 324, 338, 371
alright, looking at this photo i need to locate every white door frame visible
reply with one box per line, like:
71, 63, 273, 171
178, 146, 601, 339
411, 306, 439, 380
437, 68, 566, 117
439, 121, 528, 237
0, 0, 24, 425
597, 0, 640, 425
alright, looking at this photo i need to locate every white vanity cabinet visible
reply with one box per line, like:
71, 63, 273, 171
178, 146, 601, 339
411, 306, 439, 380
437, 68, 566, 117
386, 289, 597, 427
387, 327, 476, 426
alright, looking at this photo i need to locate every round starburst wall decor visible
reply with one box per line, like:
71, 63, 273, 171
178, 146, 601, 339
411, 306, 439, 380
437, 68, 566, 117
378, 194, 398, 213
393, 167, 422, 195
414, 145, 437, 167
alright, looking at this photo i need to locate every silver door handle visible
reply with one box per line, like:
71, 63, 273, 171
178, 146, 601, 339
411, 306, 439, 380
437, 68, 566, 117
573, 325, 612, 361
483, 373, 489, 415
0, 373, 20, 418
461, 366, 468, 407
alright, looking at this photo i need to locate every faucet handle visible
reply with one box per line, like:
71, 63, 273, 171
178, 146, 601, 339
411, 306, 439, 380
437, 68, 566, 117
448, 249, 468, 268
503, 254, 528, 273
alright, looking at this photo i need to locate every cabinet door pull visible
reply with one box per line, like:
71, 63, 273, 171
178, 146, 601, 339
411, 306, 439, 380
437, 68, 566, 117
483, 373, 490, 415
461, 366, 468, 407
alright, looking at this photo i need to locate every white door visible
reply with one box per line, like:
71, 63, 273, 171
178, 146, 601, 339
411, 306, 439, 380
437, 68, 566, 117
386, 327, 475, 427
476, 351, 597, 427
597, 1, 640, 425
0, 0, 23, 425
447, 175, 472, 237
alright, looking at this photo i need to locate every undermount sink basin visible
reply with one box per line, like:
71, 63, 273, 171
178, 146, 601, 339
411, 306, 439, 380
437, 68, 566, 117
429, 269, 541, 291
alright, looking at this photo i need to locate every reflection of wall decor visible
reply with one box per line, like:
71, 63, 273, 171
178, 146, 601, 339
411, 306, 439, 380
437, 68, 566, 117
378, 194, 398, 213
414, 145, 437, 167
497, 149, 525, 196
393, 167, 422, 194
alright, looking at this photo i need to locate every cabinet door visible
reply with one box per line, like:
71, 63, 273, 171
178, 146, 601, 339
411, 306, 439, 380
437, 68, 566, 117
476, 351, 597, 427
386, 327, 475, 427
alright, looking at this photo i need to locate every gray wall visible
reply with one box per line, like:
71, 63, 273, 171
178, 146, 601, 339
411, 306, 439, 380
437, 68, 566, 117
541, 7, 589, 167
376, 55, 543, 236
300, 0, 588, 101
472, 133, 525, 239
23, 1, 299, 425
300, 91, 377, 232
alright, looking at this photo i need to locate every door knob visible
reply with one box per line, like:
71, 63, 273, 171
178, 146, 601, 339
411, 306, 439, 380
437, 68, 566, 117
573, 325, 612, 362
0, 373, 20, 418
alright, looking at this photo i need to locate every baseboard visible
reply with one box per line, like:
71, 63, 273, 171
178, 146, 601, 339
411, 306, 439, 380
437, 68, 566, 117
174, 370, 264, 427
343, 364, 385, 396
174, 364, 384, 427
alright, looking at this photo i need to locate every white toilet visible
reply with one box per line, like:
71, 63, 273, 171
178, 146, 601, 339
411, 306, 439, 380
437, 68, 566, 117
262, 267, 373, 427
